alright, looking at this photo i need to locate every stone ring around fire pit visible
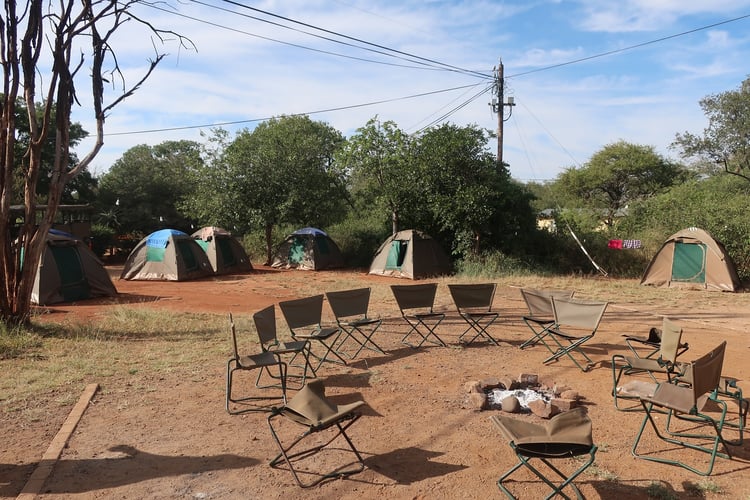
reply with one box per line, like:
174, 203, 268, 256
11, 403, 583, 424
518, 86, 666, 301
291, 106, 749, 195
464, 373, 580, 419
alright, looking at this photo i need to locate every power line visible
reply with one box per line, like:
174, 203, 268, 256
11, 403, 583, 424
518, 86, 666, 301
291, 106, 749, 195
207, 0, 492, 80
105, 83, 484, 136
145, 2, 461, 73
507, 13, 750, 79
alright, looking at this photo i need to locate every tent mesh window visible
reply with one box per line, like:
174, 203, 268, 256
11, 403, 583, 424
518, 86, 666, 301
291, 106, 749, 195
176, 240, 199, 271
385, 240, 408, 270
671, 242, 707, 283
217, 238, 236, 266
50, 245, 89, 301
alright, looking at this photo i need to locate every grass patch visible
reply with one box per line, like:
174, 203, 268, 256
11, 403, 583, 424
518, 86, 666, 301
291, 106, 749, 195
685, 479, 724, 496
647, 481, 679, 500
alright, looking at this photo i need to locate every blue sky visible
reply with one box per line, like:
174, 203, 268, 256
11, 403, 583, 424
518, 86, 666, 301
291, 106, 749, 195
71, 0, 750, 182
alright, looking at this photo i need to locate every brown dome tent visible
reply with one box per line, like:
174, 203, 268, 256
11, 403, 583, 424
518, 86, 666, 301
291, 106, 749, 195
192, 226, 252, 275
121, 229, 213, 281
369, 229, 452, 280
32, 230, 117, 305
271, 227, 344, 270
640, 227, 741, 292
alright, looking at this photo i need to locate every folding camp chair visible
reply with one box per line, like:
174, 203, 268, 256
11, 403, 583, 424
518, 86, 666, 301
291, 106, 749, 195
325, 288, 384, 359
390, 283, 446, 348
632, 341, 733, 475
622, 323, 689, 361
253, 304, 315, 389
612, 318, 685, 411
447, 283, 500, 346
491, 407, 597, 499
519, 288, 574, 351
226, 312, 287, 414
268, 380, 366, 487
279, 295, 345, 372
543, 297, 608, 372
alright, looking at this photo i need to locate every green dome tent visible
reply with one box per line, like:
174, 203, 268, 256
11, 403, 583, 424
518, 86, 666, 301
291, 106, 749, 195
32, 229, 117, 305
192, 226, 252, 275
120, 229, 212, 281
271, 227, 344, 270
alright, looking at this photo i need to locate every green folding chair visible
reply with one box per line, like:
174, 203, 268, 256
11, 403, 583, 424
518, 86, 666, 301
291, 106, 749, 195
612, 317, 684, 411
492, 407, 597, 499
632, 341, 734, 476
543, 297, 608, 372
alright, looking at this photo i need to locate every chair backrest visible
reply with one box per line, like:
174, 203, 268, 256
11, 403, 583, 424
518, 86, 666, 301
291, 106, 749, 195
326, 288, 371, 320
279, 294, 325, 330
448, 283, 496, 312
390, 283, 438, 313
253, 304, 278, 350
521, 288, 574, 317
658, 317, 683, 364
228, 312, 240, 361
550, 296, 608, 332
689, 341, 727, 403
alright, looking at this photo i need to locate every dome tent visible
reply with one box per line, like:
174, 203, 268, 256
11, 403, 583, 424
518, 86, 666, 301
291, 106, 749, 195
191, 226, 252, 275
120, 229, 213, 281
32, 229, 117, 305
640, 227, 741, 292
369, 229, 452, 280
271, 227, 344, 270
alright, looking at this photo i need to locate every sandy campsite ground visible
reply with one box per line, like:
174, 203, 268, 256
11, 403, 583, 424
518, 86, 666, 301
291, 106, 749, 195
3, 265, 750, 499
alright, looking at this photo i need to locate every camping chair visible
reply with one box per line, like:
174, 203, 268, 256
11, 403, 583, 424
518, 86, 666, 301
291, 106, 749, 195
519, 288, 574, 351
632, 341, 733, 475
670, 360, 748, 447
226, 312, 287, 414
622, 323, 689, 361
612, 318, 684, 411
268, 379, 366, 487
543, 297, 608, 372
491, 407, 598, 499
447, 283, 500, 346
390, 283, 446, 348
279, 295, 345, 372
325, 288, 384, 359
253, 304, 316, 389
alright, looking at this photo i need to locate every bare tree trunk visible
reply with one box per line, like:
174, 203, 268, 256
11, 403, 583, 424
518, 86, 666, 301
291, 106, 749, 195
264, 223, 274, 266
0, 0, 189, 326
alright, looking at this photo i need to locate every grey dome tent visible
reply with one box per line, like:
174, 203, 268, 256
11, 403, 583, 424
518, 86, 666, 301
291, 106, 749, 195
640, 227, 741, 292
32, 229, 117, 305
192, 226, 252, 275
369, 229, 452, 280
120, 229, 213, 281
271, 227, 344, 270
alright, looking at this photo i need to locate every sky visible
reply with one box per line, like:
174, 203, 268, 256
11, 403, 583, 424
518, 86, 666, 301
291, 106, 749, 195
69, 0, 750, 183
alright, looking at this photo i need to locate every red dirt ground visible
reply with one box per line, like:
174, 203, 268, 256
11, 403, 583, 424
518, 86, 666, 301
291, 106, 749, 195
3, 266, 750, 499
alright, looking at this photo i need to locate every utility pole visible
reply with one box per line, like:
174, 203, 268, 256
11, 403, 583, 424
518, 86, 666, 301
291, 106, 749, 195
490, 60, 515, 166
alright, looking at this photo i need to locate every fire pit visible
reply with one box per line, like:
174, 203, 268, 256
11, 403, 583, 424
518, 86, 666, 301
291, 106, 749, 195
463, 373, 580, 419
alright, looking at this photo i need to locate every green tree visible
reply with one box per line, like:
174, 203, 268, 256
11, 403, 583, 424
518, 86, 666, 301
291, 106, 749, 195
673, 76, 750, 182
554, 141, 687, 228
184, 115, 347, 264
0, 0, 189, 325
414, 123, 535, 256
97, 141, 204, 235
337, 117, 418, 234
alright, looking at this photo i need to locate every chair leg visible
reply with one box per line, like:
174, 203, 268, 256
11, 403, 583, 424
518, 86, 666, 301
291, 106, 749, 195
543, 336, 594, 372
268, 412, 365, 487
226, 359, 287, 414
458, 314, 499, 346
632, 400, 730, 476
497, 443, 597, 500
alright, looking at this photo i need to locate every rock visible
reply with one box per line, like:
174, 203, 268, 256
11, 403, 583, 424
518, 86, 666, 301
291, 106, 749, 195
480, 377, 502, 391
465, 381, 482, 393
560, 390, 579, 400
518, 373, 539, 386
499, 377, 516, 391
550, 398, 577, 412
501, 395, 521, 413
528, 399, 555, 418
468, 392, 488, 411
